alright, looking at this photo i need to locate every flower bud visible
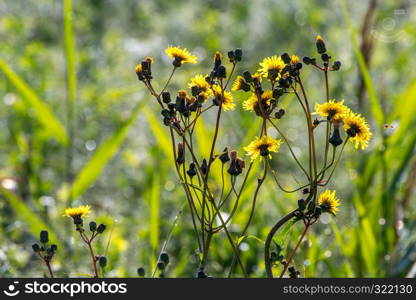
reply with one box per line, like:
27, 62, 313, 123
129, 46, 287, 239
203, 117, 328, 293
99, 256, 107, 268
162, 91, 171, 103
160, 252, 170, 265
281, 52, 291, 64
329, 127, 343, 147
234, 48, 243, 61
32, 243, 41, 252
137, 267, 145, 277
50, 244, 58, 252
219, 148, 230, 163
303, 56, 312, 65
321, 53, 330, 62
201, 158, 208, 175
217, 65, 226, 79
275, 109, 285, 119
40, 230, 49, 244
89, 221, 97, 232
243, 70, 252, 82
316, 35, 326, 54
197, 270, 208, 278
187, 162, 197, 178
176, 143, 185, 165
157, 261, 165, 271
332, 61, 341, 71
227, 50, 236, 62
273, 88, 284, 99
214, 52, 222, 68
96, 224, 106, 234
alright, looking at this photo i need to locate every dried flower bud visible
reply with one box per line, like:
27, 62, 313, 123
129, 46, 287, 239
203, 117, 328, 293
89, 221, 97, 232
230, 150, 238, 160
234, 48, 243, 61
321, 53, 330, 62
32, 243, 41, 252
329, 127, 343, 147
201, 159, 208, 175
160, 252, 170, 265
275, 109, 285, 119
137, 267, 145, 277
316, 35, 326, 54
219, 148, 230, 163
176, 143, 185, 165
187, 162, 197, 178
162, 91, 171, 104
227, 50, 236, 62
243, 70, 252, 83
236, 157, 245, 170
214, 51, 222, 68
273, 88, 284, 99
281, 52, 291, 64
40, 230, 49, 244
96, 224, 106, 234
197, 270, 208, 278
157, 261, 165, 271
99, 256, 107, 268
217, 65, 226, 78
332, 61, 341, 71
302, 56, 312, 65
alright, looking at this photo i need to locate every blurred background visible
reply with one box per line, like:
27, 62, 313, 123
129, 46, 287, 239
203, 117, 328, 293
0, 0, 415, 278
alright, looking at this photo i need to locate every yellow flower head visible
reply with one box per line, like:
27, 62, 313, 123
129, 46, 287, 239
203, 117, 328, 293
291, 55, 300, 64
145, 56, 154, 63
165, 46, 197, 66
214, 51, 222, 63
135, 64, 142, 73
232, 76, 250, 92
314, 99, 349, 123
188, 74, 212, 96
64, 205, 91, 219
243, 90, 273, 112
258, 56, 286, 79
343, 111, 372, 150
211, 84, 235, 111
244, 136, 282, 161
318, 190, 340, 215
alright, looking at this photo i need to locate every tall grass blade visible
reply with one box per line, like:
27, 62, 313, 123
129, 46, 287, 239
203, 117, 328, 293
1, 188, 60, 244
66, 101, 146, 200
0, 58, 68, 145
340, 0, 385, 127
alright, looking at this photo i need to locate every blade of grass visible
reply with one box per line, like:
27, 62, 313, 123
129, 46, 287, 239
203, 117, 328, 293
149, 173, 160, 271
1, 188, 60, 244
340, 0, 385, 127
63, 0, 77, 203
143, 107, 173, 161
0, 58, 68, 145
64, 100, 147, 200
64, 0, 76, 107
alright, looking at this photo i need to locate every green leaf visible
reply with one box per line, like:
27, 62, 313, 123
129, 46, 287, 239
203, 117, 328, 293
0, 58, 68, 145
65, 100, 146, 200
1, 188, 60, 244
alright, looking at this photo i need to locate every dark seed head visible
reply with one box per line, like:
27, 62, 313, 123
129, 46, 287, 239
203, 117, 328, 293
96, 224, 106, 234
40, 230, 49, 244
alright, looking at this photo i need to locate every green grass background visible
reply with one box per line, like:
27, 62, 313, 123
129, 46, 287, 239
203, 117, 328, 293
0, 0, 415, 277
